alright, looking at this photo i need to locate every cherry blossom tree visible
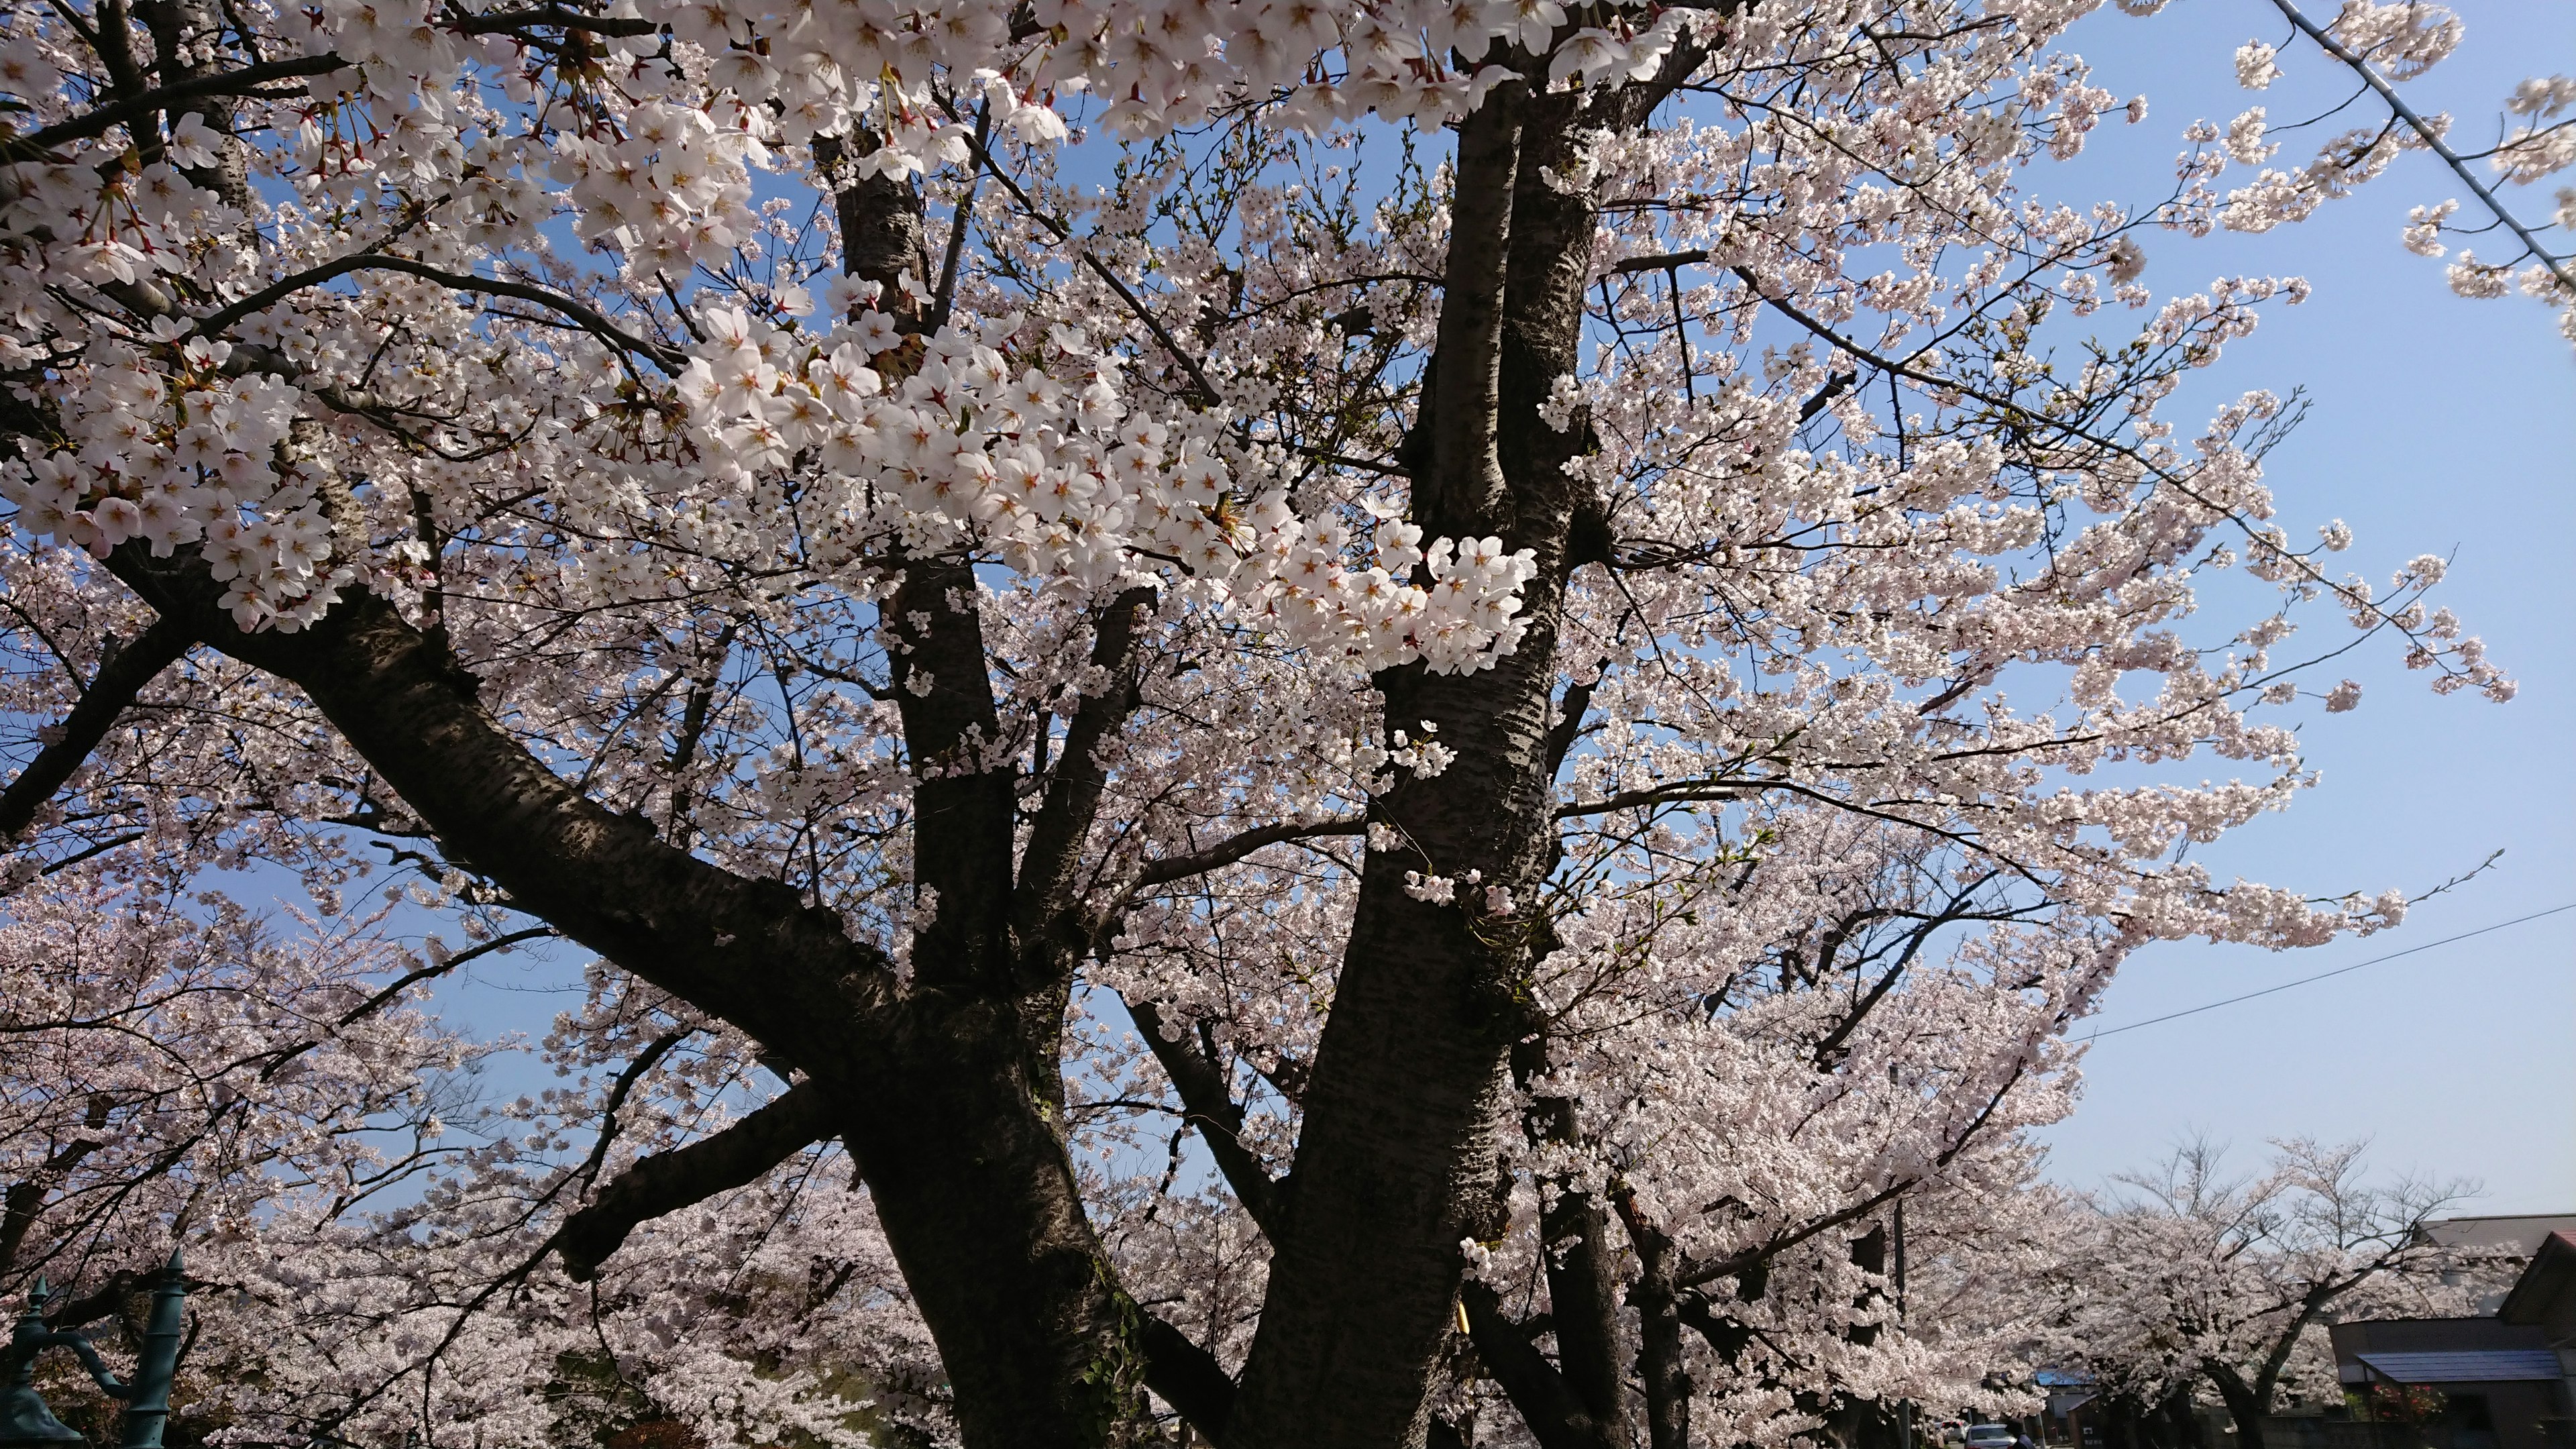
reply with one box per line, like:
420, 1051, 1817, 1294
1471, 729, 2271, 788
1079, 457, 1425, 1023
0, 864, 947, 1448
2046, 1140, 2506, 1449
0, 0, 2561, 1442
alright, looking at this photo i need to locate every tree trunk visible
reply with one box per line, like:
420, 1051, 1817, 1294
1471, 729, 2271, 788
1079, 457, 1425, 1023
1227, 76, 1546, 1446
2204, 1364, 2268, 1449
98, 557, 1158, 1448
1226, 72, 1639, 1447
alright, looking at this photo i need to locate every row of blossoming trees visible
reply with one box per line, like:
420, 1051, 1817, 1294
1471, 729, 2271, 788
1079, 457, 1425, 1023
0, 0, 2565, 1438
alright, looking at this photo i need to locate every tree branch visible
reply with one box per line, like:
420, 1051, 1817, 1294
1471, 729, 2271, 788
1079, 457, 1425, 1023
1460, 1279, 1623, 1449
553, 1079, 837, 1281
0, 614, 192, 843
447, 6, 658, 36
959, 132, 1226, 409
12, 54, 350, 155
1130, 816, 1364, 890
189, 253, 683, 372
2267, 0, 2575, 295
1013, 588, 1153, 945
101, 539, 900, 1079
1138, 1313, 1238, 1446
1122, 996, 1285, 1237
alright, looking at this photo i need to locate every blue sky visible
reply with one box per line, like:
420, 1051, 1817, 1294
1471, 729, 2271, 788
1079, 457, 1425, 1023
2024, 0, 2575, 1212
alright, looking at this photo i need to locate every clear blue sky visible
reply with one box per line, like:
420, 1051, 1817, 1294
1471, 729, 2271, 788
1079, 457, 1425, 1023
2027, 0, 2575, 1212
402, 0, 2575, 1212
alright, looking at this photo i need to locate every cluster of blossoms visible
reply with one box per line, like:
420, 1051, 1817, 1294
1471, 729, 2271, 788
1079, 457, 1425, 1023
669, 303, 1537, 672
2184, 0, 2575, 337
0, 342, 347, 629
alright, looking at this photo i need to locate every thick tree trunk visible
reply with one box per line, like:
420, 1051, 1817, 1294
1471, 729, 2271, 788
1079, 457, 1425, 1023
1226, 75, 1626, 1447
1629, 1216, 1693, 1449
2204, 1364, 2267, 1449
101, 556, 1160, 1448
835, 1002, 1149, 1446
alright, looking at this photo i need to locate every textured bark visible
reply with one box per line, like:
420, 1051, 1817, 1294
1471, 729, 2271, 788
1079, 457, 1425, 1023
819, 130, 930, 316
98, 551, 1159, 1449
1628, 1216, 1692, 1449
1542, 1191, 1630, 1436
1225, 80, 1542, 1448
1228, 72, 1650, 1446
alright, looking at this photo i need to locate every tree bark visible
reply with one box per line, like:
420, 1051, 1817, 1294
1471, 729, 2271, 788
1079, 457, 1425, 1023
98, 549, 1169, 1448
1227, 69, 1656, 1446
1629, 1218, 1692, 1449
2204, 1361, 2268, 1449
1224, 77, 1542, 1448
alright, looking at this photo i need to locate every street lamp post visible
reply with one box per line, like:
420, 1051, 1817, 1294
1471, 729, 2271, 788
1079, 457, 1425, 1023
0, 1253, 189, 1449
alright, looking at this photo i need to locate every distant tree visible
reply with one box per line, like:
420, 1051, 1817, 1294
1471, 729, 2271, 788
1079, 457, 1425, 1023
2058, 1139, 2508, 1449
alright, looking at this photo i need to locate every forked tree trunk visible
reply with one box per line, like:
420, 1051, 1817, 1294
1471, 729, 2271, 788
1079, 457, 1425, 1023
1228, 71, 1670, 1447
84, 38, 1699, 1449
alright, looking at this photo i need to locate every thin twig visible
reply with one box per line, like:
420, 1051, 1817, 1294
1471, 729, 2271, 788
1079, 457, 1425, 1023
2267, 0, 2574, 294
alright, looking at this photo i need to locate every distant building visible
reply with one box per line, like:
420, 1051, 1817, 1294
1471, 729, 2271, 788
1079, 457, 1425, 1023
2498, 1233, 2576, 1427
2418, 1218, 2576, 1256
2326, 1228, 2576, 1449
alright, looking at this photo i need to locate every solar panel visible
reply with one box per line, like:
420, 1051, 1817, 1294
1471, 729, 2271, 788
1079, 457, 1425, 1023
2349, 1351, 2567, 1384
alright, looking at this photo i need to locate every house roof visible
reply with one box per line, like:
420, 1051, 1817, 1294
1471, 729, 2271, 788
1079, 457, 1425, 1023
2344, 1351, 2566, 1385
2416, 1215, 2576, 1254
2499, 1230, 2576, 1327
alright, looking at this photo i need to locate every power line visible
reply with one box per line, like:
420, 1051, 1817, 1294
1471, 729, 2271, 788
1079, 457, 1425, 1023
2080, 901, 2576, 1042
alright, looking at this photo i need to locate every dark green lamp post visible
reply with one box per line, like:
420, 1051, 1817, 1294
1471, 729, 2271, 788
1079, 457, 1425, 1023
0, 1252, 188, 1449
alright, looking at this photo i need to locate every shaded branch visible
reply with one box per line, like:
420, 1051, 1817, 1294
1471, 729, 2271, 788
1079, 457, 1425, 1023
1122, 996, 1285, 1237
553, 1079, 837, 1281
447, 6, 659, 36
1460, 1280, 1623, 1449
1130, 816, 1364, 890
12, 54, 350, 155
191, 254, 684, 372
1138, 1313, 1238, 1446
0, 615, 192, 843
1014, 588, 1154, 944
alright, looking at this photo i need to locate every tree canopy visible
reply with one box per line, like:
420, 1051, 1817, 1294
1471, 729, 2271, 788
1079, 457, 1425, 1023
0, 0, 2565, 1443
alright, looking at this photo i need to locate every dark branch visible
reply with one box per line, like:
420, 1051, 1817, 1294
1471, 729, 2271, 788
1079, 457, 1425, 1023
447, 6, 659, 36
0, 615, 192, 843
1460, 1280, 1624, 1449
1014, 588, 1153, 943
1138, 1313, 1238, 1445
1123, 996, 1285, 1237
553, 1079, 837, 1281
1130, 816, 1364, 890
190, 253, 683, 372
14, 54, 350, 154
1608, 249, 1712, 275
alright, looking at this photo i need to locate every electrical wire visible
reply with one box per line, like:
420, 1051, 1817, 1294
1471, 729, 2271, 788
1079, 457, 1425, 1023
2080, 901, 2576, 1042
